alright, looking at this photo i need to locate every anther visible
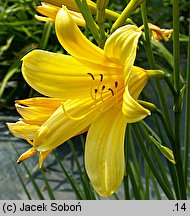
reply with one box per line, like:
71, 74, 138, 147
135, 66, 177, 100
115, 81, 118, 88
87, 72, 95, 80
108, 88, 114, 96
102, 85, 105, 91
94, 89, 98, 94
100, 74, 103, 82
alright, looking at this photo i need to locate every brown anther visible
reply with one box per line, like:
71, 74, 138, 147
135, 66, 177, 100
115, 81, 118, 88
87, 72, 95, 80
102, 85, 105, 91
94, 89, 98, 94
100, 74, 103, 82
108, 88, 114, 96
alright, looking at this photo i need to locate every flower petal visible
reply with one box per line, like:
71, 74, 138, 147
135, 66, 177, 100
15, 97, 63, 125
6, 121, 39, 140
44, 0, 96, 14
104, 25, 142, 81
17, 147, 38, 164
36, 3, 85, 26
16, 97, 64, 108
122, 88, 150, 123
85, 107, 127, 197
55, 7, 107, 65
122, 65, 150, 122
22, 50, 122, 98
128, 66, 149, 100
39, 150, 52, 167
33, 98, 101, 152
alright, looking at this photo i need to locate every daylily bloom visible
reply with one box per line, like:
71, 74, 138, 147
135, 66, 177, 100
140, 23, 173, 41
35, 2, 85, 26
43, 0, 97, 14
40, 0, 125, 23
8, 6, 162, 197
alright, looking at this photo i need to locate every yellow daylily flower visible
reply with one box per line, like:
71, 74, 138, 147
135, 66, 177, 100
140, 23, 173, 41
35, 2, 85, 26
8, 6, 162, 197
43, 0, 97, 14
41, 0, 124, 23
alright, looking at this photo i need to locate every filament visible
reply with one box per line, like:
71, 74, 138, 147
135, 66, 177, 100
62, 102, 93, 121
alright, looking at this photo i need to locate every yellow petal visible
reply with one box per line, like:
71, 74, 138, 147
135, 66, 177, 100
104, 25, 142, 81
39, 150, 52, 167
33, 98, 101, 152
17, 147, 38, 164
6, 121, 39, 140
35, 15, 54, 22
36, 3, 59, 20
36, 3, 85, 26
122, 86, 150, 123
15, 105, 52, 125
22, 50, 122, 98
15, 97, 63, 125
67, 10, 85, 27
55, 7, 107, 64
85, 107, 127, 197
16, 97, 64, 108
122, 65, 150, 122
43, 0, 96, 14
128, 66, 149, 100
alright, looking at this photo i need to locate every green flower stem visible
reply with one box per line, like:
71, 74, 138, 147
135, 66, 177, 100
173, 0, 180, 92
41, 169, 55, 200
111, 0, 144, 32
96, 0, 109, 48
153, 116, 180, 199
139, 122, 172, 191
172, 0, 187, 200
141, 1, 173, 133
105, 9, 134, 24
124, 126, 131, 200
131, 124, 174, 200
164, 76, 177, 97
138, 102, 180, 198
174, 113, 187, 199
184, 9, 190, 186
156, 99, 186, 199
75, 0, 100, 44
39, 22, 52, 49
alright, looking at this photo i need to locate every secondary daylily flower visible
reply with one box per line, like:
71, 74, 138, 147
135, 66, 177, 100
43, 0, 97, 14
8, 6, 162, 197
140, 23, 173, 41
41, 0, 124, 23
35, 2, 85, 26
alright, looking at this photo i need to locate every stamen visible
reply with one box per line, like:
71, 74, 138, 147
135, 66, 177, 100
115, 81, 118, 88
108, 88, 114, 96
100, 74, 103, 82
62, 102, 91, 121
87, 72, 95, 80
115, 89, 120, 108
94, 89, 98, 94
102, 85, 105, 91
